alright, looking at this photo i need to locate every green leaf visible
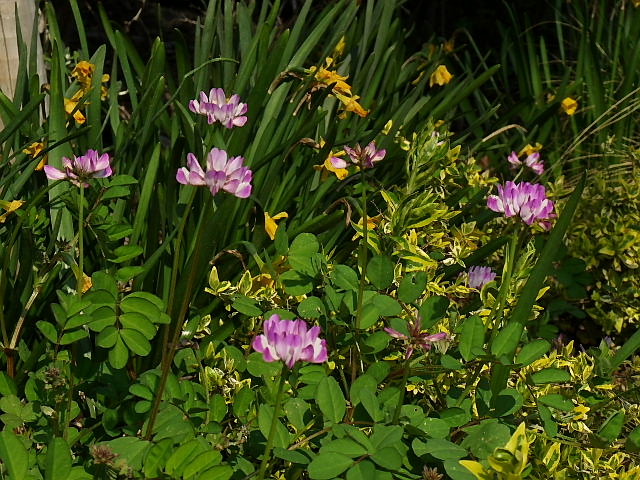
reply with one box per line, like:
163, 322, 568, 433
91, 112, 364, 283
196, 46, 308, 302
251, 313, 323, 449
346, 460, 377, 480
183, 450, 222, 478
371, 446, 402, 470
37, 321, 58, 343
59, 329, 89, 345
119, 313, 157, 340
398, 271, 427, 303
597, 410, 625, 444
538, 394, 574, 412
316, 376, 346, 423
367, 255, 395, 290
110, 245, 144, 263
0, 373, 17, 396
530, 368, 571, 385
121, 294, 162, 318
515, 339, 551, 366
413, 438, 467, 460
121, 328, 152, 356
372, 294, 402, 316
491, 322, 523, 358
258, 404, 290, 449
298, 296, 326, 319
45, 437, 72, 480
273, 447, 310, 464
96, 325, 118, 348
461, 420, 511, 459
360, 302, 381, 329
419, 295, 450, 328
109, 334, 129, 369
308, 452, 354, 479
538, 404, 558, 437
414, 417, 450, 438
165, 439, 203, 477
322, 438, 368, 457
0, 431, 28, 479
232, 295, 263, 317
362, 331, 390, 354
332, 265, 360, 291
459, 315, 485, 362
280, 270, 314, 296
246, 352, 282, 378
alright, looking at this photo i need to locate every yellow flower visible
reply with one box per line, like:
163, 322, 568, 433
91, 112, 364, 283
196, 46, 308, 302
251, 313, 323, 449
444, 38, 455, 53
23, 141, 47, 170
81, 273, 93, 294
101, 74, 110, 100
71, 61, 96, 90
334, 92, 369, 117
264, 211, 288, 240
634, 0, 640, 7
561, 97, 578, 115
519, 143, 543, 157
333, 36, 347, 58
352, 214, 382, 240
314, 154, 349, 180
0, 200, 24, 223
64, 90, 87, 125
309, 57, 352, 95
430, 65, 453, 86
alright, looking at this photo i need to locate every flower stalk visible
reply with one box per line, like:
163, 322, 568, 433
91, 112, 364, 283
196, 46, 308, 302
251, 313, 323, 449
256, 364, 288, 480
77, 185, 84, 296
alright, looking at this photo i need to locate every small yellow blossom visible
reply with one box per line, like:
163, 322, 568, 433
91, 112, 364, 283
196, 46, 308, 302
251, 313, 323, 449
444, 38, 455, 53
64, 90, 87, 125
334, 92, 369, 117
81, 273, 93, 293
430, 65, 453, 87
71, 61, 96, 90
352, 214, 382, 240
561, 97, 578, 115
519, 143, 543, 157
0, 200, 24, 223
314, 155, 349, 180
333, 36, 347, 58
382, 120, 393, 135
23, 141, 47, 170
101, 74, 110, 100
264, 211, 288, 240
309, 57, 352, 95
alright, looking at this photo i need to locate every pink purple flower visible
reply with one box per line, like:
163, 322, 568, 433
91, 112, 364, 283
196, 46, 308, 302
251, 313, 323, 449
385, 316, 450, 360
252, 314, 329, 368
176, 148, 252, 198
507, 151, 544, 175
189, 88, 248, 128
467, 266, 496, 289
487, 181, 555, 228
331, 141, 386, 170
44, 149, 112, 187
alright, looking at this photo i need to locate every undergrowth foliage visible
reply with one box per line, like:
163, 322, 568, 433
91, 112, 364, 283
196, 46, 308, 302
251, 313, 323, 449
0, 1, 639, 479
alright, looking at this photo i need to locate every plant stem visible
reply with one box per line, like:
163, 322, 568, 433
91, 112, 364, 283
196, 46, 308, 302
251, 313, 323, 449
77, 185, 84, 296
351, 169, 368, 385
257, 364, 288, 480
488, 228, 521, 342
392, 355, 411, 424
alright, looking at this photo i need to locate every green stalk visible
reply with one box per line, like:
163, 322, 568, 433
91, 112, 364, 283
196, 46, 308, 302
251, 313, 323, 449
352, 169, 368, 383
77, 185, 84, 296
391, 355, 411, 424
488, 229, 521, 342
257, 364, 288, 480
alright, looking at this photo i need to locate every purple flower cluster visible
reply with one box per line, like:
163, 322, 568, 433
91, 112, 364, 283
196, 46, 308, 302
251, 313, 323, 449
385, 316, 449, 360
507, 151, 544, 175
487, 181, 555, 228
252, 315, 328, 368
177, 148, 252, 199
331, 141, 386, 170
44, 149, 112, 187
189, 88, 248, 128
467, 266, 496, 289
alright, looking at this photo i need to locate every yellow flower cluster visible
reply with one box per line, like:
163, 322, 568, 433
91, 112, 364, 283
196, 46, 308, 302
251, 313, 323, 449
307, 57, 369, 117
65, 61, 110, 125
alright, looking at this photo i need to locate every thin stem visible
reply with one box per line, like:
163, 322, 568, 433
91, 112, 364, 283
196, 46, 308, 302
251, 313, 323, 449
488, 229, 521, 342
392, 355, 412, 424
351, 169, 368, 384
257, 364, 288, 480
77, 185, 84, 296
